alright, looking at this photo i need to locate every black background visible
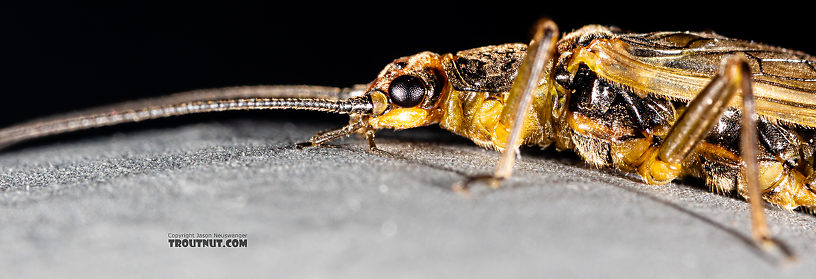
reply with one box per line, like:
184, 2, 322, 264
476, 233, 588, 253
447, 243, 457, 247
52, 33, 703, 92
2, 2, 815, 129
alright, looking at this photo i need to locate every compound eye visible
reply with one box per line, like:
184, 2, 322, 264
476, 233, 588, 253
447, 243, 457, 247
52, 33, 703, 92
388, 75, 426, 107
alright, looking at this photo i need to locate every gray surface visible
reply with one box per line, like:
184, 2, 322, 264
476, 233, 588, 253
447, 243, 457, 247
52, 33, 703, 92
1, 118, 815, 278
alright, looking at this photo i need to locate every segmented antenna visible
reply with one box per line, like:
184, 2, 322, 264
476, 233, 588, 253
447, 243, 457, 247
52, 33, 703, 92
0, 85, 372, 149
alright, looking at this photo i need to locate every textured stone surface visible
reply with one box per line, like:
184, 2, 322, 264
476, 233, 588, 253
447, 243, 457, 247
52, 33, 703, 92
1, 118, 814, 278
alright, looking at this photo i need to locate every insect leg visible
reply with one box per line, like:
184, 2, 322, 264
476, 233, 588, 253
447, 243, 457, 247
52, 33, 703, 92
649, 56, 794, 258
455, 19, 559, 189
295, 117, 367, 149
362, 126, 382, 152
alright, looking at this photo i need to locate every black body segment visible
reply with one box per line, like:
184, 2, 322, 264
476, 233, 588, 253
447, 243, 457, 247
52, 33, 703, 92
559, 63, 815, 206
444, 44, 527, 93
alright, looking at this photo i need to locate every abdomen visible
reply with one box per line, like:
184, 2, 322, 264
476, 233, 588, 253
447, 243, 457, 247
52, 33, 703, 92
554, 64, 816, 211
